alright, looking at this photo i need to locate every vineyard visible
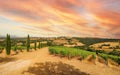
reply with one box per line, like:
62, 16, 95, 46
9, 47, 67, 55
49, 46, 120, 64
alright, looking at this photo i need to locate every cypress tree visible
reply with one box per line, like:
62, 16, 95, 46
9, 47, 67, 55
34, 40, 37, 50
9, 35, 11, 51
26, 34, 30, 52
38, 41, 40, 49
5, 34, 9, 55
5, 34, 11, 55
41, 43, 42, 48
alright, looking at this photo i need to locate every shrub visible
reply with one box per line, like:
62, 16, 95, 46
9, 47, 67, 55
47, 41, 52, 46
13, 45, 17, 51
109, 50, 120, 56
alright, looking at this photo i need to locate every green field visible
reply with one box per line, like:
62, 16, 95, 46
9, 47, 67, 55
49, 46, 120, 64
49, 46, 96, 59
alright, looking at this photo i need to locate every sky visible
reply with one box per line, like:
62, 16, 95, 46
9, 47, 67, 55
0, 0, 120, 38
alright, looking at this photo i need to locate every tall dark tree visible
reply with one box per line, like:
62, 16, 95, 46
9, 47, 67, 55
26, 34, 30, 52
9, 35, 11, 51
34, 40, 37, 50
5, 34, 11, 55
38, 41, 40, 49
41, 43, 42, 48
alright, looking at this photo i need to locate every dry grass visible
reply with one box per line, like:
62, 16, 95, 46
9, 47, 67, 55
95, 55, 107, 67
90, 42, 120, 52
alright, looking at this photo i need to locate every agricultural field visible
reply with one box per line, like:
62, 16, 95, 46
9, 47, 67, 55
49, 46, 96, 59
0, 36, 120, 75
49, 46, 120, 64
89, 42, 120, 52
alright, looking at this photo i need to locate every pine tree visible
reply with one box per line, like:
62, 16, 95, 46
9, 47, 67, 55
26, 34, 30, 52
5, 34, 11, 55
34, 40, 37, 50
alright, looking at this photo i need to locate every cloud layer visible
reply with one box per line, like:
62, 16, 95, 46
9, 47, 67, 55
0, 0, 120, 38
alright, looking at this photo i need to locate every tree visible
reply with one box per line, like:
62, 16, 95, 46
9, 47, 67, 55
34, 40, 37, 50
41, 43, 42, 48
5, 34, 11, 55
26, 34, 30, 52
38, 41, 40, 49
47, 41, 52, 46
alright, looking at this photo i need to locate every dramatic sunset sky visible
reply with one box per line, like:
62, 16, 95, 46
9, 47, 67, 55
0, 0, 120, 38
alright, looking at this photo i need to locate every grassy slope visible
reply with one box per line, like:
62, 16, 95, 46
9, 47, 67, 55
49, 46, 120, 63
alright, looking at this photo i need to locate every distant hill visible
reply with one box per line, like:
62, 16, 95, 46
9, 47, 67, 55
75, 37, 120, 47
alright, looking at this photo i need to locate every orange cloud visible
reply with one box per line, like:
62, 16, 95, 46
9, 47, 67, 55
0, 0, 120, 38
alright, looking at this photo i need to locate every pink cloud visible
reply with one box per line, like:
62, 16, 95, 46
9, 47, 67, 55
0, 0, 119, 38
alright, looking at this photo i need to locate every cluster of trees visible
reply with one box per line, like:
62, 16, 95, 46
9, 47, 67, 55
0, 40, 6, 47
109, 50, 120, 56
75, 37, 120, 47
4, 34, 48, 55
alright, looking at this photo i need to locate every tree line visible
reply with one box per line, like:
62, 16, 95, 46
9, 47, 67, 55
75, 37, 120, 47
4, 34, 47, 55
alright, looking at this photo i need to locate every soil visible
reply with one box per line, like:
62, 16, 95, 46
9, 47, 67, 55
0, 47, 120, 75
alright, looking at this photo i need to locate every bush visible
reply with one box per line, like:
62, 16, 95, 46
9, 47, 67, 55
101, 44, 110, 46
109, 50, 120, 56
13, 45, 17, 51
47, 41, 52, 46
